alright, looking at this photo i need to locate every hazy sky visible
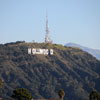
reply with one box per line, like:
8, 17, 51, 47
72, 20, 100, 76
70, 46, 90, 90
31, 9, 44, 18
0, 0, 100, 49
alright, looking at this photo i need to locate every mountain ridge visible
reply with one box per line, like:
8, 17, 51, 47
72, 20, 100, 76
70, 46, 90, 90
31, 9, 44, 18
65, 43, 100, 60
0, 41, 100, 100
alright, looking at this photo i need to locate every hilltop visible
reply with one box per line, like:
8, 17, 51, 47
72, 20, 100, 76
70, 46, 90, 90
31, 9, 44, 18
66, 43, 100, 60
0, 41, 100, 100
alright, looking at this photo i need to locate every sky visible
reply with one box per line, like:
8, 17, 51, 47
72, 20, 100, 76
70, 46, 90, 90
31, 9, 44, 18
0, 0, 100, 49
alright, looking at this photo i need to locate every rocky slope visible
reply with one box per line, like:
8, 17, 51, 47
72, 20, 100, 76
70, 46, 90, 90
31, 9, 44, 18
0, 41, 100, 100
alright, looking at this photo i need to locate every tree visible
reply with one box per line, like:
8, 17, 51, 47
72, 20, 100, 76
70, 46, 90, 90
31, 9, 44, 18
89, 90, 100, 100
11, 88, 32, 100
0, 79, 3, 88
57, 89, 65, 100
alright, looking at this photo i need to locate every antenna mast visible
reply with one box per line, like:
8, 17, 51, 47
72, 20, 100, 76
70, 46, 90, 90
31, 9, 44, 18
45, 12, 52, 43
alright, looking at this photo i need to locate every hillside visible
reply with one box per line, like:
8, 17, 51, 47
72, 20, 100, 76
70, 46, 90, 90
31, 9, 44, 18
66, 43, 100, 60
0, 41, 100, 100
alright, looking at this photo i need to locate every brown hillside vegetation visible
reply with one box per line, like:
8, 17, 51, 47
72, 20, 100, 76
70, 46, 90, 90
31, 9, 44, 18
0, 41, 100, 100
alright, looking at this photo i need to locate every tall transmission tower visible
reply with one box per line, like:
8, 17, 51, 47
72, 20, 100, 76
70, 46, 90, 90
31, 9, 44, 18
45, 12, 52, 43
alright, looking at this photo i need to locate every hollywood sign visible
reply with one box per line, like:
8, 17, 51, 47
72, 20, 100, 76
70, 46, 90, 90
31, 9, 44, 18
28, 48, 53, 55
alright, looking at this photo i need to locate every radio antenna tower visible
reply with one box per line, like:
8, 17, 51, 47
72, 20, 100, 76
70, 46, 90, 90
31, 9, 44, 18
45, 12, 52, 43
